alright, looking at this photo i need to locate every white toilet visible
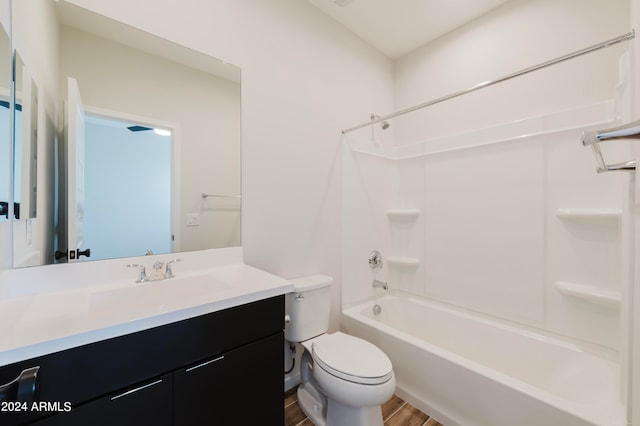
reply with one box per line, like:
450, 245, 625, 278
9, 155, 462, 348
285, 275, 395, 426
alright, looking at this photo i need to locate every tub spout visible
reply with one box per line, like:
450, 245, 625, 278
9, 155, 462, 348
373, 279, 388, 290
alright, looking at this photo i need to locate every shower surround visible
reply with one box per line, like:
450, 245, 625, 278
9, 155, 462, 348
341, 99, 632, 425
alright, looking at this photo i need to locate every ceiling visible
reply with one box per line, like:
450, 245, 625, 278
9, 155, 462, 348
307, 0, 513, 59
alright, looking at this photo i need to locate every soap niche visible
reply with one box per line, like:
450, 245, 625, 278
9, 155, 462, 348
553, 207, 621, 309
387, 208, 421, 273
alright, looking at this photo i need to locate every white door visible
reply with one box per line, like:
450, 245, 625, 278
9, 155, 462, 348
66, 77, 86, 262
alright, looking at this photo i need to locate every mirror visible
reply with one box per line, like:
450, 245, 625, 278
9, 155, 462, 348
14, 52, 38, 221
11, 1, 241, 267
0, 9, 10, 222
11, 52, 40, 267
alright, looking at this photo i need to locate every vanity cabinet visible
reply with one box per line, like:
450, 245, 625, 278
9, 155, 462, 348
0, 295, 284, 426
174, 333, 282, 425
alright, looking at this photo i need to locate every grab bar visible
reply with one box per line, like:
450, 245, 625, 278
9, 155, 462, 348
581, 121, 639, 173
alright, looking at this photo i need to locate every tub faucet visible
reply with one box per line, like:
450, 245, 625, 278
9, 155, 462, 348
372, 279, 388, 290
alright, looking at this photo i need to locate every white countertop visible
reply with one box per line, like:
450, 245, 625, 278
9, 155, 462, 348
0, 251, 293, 367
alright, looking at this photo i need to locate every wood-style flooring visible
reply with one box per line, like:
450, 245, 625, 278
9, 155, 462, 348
285, 387, 444, 426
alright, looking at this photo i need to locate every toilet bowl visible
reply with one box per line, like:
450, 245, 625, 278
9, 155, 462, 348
285, 275, 395, 426
300, 332, 395, 426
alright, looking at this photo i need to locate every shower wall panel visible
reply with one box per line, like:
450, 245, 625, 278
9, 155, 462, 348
341, 139, 393, 306
422, 141, 546, 324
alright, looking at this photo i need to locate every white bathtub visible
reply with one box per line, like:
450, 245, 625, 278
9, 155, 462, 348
341, 293, 626, 426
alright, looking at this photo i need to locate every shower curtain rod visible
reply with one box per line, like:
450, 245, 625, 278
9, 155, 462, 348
341, 30, 635, 134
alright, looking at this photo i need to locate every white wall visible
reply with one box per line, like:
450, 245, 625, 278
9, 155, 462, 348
394, 0, 631, 145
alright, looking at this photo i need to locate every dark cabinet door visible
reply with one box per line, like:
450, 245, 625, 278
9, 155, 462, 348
174, 333, 283, 426
33, 374, 172, 426
173, 352, 226, 425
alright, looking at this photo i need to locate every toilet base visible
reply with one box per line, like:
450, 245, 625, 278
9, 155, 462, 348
326, 399, 383, 426
297, 383, 327, 426
297, 384, 384, 426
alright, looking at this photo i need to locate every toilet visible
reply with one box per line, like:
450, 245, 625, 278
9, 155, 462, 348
285, 275, 395, 426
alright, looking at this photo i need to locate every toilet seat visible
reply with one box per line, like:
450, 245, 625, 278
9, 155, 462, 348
311, 332, 393, 385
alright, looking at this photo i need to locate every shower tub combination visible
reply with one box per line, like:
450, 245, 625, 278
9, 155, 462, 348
342, 293, 625, 426
339, 29, 635, 426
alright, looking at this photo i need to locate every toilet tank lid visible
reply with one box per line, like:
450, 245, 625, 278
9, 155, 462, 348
290, 274, 333, 292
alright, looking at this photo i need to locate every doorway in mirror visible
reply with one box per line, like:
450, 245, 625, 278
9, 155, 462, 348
83, 112, 174, 261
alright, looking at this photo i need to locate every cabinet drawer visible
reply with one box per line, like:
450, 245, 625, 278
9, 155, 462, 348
32, 374, 173, 426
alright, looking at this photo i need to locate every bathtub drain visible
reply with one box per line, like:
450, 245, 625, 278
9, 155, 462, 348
373, 304, 382, 315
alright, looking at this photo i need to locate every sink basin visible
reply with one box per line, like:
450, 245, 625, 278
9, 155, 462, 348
89, 274, 233, 320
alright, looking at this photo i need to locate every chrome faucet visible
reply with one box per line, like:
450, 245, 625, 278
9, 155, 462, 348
372, 279, 388, 290
127, 264, 148, 283
164, 258, 183, 278
126, 258, 183, 283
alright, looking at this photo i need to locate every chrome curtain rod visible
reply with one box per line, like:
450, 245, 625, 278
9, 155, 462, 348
342, 30, 635, 134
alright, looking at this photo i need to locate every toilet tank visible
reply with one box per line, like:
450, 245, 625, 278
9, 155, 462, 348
284, 275, 333, 342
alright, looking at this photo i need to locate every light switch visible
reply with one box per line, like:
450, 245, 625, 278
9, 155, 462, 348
186, 213, 200, 226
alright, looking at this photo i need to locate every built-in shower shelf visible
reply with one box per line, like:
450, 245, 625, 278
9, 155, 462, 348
386, 209, 421, 222
555, 281, 620, 308
555, 208, 621, 221
387, 256, 420, 269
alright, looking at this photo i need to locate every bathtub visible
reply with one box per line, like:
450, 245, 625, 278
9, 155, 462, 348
341, 293, 626, 426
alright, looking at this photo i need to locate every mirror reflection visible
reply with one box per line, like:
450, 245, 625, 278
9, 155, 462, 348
11, 1, 241, 267
82, 113, 172, 261
14, 52, 38, 221
0, 17, 10, 222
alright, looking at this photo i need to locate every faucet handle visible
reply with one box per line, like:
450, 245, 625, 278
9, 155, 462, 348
164, 258, 183, 279
127, 264, 147, 283
368, 250, 383, 269
153, 261, 164, 270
